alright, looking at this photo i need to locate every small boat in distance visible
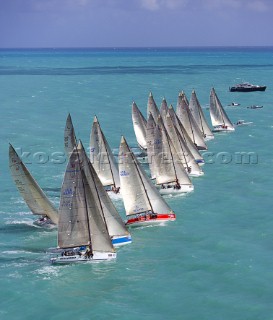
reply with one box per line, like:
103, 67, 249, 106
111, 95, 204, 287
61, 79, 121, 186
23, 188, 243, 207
247, 105, 263, 109
229, 82, 266, 92
228, 102, 240, 106
235, 120, 253, 126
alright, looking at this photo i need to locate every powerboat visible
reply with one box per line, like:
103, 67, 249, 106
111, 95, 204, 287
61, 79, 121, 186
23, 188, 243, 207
229, 83, 266, 92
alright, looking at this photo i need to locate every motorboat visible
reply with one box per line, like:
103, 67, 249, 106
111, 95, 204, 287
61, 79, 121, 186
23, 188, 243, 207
229, 83, 266, 92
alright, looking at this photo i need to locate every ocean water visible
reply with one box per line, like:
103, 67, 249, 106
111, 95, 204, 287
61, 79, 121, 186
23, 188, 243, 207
0, 47, 273, 320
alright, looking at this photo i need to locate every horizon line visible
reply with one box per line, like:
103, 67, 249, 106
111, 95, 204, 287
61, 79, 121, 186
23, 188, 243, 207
1, 45, 273, 50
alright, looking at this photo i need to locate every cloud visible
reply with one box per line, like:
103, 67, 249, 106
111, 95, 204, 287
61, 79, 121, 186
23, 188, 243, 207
247, 0, 268, 12
140, 0, 159, 11
202, 0, 270, 12
140, 0, 189, 11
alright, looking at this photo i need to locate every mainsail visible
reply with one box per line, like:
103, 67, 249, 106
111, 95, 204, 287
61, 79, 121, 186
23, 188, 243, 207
58, 145, 115, 252
90, 116, 120, 189
119, 136, 172, 216
9, 144, 58, 225
132, 102, 147, 151
176, 92, 208, 150
189, 90, 214, 140
64, 113, 77, 156
210, 88, 235, 129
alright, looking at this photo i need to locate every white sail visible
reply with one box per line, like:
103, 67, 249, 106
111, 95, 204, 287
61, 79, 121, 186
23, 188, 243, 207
210, 88, 235, 130
176, 92, 208, 150
164, 112, 204, 176
90, 116, 120, 189
146, 113, 157, 179
132, 102, 147, 150
64, 113, 77, 156
147, 92, 160, 123
78, 141, 130, 239
58, 146, 114, 252
189, 90, 214, 140
119, 136, 172, 216
154, 118, 192, 187
9, 144, 59, 225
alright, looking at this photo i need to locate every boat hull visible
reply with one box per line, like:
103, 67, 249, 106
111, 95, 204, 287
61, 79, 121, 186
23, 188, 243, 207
159, 184, 194, 194
125, 213, 176, 227
229, 86, 266, 92
212, 126, 235, 132
51, 250, 116, 264
33, 217, 56, 229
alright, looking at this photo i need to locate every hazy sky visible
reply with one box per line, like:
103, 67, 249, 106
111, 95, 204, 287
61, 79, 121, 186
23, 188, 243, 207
0, 0, 273, 48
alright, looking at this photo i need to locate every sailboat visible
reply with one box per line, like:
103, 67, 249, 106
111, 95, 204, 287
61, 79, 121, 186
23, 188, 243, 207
209, 88, 235, 132
119, 136, 176, 227
9, 144, 59, 227
132, 101, 147, 152
189, 90, 214, 140
51, 144, 117, 264
90, 116, 121, 194
176, 91, 208, 150
152, 116, 194, 194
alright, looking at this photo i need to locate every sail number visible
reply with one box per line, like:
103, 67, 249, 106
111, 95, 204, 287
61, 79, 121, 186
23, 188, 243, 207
120, 170, 129, 177
63, 188, 73, 195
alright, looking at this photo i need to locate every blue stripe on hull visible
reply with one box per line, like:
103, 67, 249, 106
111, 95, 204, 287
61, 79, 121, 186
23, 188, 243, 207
112, 236, 132, 246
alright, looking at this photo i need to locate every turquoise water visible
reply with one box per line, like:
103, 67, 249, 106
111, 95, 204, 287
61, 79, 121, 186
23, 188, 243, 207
0, 47, 273, 320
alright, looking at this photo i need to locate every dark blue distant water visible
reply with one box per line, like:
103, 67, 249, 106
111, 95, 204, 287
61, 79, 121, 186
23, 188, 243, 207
0, 47, 272, 320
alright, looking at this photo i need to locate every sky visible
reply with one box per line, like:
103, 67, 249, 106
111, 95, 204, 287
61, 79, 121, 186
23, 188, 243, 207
0, 0, 273, 48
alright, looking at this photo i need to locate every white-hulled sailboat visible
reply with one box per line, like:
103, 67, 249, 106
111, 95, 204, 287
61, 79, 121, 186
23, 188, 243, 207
50, 144, 117, 264
176, 92, 208, 150
209, 88, 235, 132
9, 144, 58, 227
119, 136, 176, 227
132, 101, 147, 151
189, 90, 214, 140
152, 117, 194, 194
90, 116, 121, 194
